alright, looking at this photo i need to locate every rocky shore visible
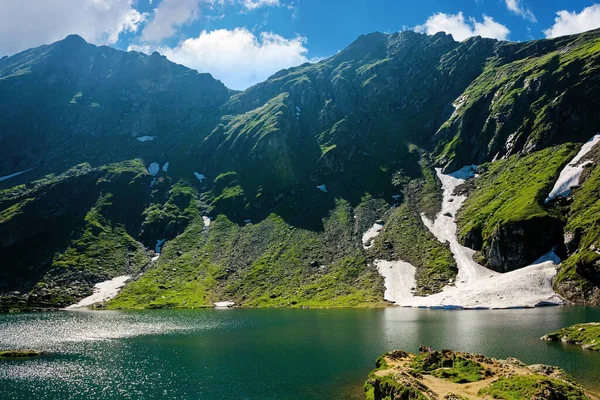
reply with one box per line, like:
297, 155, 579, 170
542, 323, 600, 351
364, 348, 598, 399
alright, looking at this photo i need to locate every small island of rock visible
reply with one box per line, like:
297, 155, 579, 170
541, 322, 600, 351
0, 350, 42, 359
364, 348, 597, 399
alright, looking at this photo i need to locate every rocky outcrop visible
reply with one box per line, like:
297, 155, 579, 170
434, 29, 600, 173
365, 349, 597, 400
542, 322, 600, 351
486, 217, 564, 272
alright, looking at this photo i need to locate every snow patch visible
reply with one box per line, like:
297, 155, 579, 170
376, 165, 565, 309
155, 239, 166, 254
151, 254, 160, 262
194, 172, 206, 183
162, 162, 169, 172
214, 301, 235, 308
202, 216, 211, 227
545, 133, 600, 203
375, 260, 417, 304
148, 162, 160, 176
405, 252, 563, 309
149, 178, 156, 188
0, 168, 34, 182
136, 136, 155, 142
65, 276, 131, 309
317, 184, 327, 193
421, 165, 491, 286
362, 222, 384, 249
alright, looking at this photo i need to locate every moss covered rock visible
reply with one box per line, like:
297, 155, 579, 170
364, 349, 595, 400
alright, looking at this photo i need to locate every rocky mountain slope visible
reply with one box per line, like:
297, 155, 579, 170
1, 28, 600, 310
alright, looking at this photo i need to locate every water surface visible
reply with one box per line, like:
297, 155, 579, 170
1, 307, 599, 399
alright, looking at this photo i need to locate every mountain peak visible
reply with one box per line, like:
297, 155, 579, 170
60, 34, 88, 47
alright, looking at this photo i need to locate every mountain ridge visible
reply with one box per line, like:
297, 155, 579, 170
1, 28, 600, 310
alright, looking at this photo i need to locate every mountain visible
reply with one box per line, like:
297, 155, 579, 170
0, 34, 230, 176
1, 29, 599, 310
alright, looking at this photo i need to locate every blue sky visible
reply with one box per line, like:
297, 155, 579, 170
121, 0, 600, 59
1, 0, 600, 89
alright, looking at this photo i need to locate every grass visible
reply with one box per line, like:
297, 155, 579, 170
542, 323, 600, 351
409, 351, 484, 384
370, 202, 457, 295
364, 374, 427, 400
0, 160, 152, 309
50, 194, 148, 274
435, 32, 600, 170
479, 374, 589, 400
456, 144, 577, 250
364, 352, 427, 400
109, 199, 387, 309
554, 154, 600, 298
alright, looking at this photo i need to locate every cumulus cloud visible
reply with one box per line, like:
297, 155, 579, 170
415, 12, 510, 41
505, 0, 536, 22
544, 4, 600, 38
139, 0, 282, 42
129, 28, 311, 90
242, 0, 280, 10
141, 0, 200, 42
0, 0, 145, 56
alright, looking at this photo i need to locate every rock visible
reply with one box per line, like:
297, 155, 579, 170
541, 322, 600, 351
0, 350, 42, 359
486, 217, 563, 272
364, 348, 592, 400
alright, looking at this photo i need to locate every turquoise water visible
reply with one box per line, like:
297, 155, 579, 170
0, 307, 599, 399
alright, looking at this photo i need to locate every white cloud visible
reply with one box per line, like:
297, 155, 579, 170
242, 0, 280, 10
505, 0, 536, 22
415, 12, 510, 41
129, 28, 311, 90
0, 0, 145, 56
543, 4, 600, 38
139, 0, 282, 42
141, 0, 199, 42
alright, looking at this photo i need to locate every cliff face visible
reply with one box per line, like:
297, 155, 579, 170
1, 29, 600, 309
434, 29, 600, 172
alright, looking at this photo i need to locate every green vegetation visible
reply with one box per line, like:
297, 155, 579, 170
542, 323, 600, 351
370, 202, 457, 296
555, 157, 600, 299
435, 31, 600, 171
457, 145, 576, 245
0, 160, 152, 309
3, 28, 600, 309
50, 194, 148, 275
455, 144, 577, 270
364, 349, 594, 400
110, 199, 386, 309
479, 374, 589, 400
364, 352, 427, 400
409, 351, 484, 383
364, 376, 426, 400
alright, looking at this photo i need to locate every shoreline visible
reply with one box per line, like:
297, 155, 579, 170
1, 301, 584, 313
